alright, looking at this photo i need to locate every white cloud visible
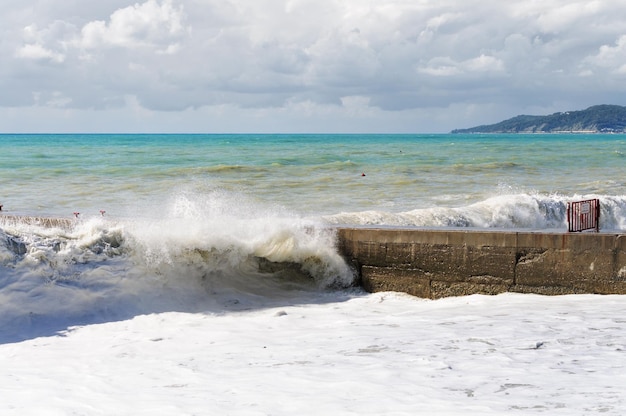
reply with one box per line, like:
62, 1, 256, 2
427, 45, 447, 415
78, 0, 187, 52
417, 62, 460, 77
509, 0, 606, 33
14, 21, 75, 63
16, 43, 65, 63
586, 35, 626, 75
463, 55, 505, 72
418, 54, 505, 76
2, 0, 626, 132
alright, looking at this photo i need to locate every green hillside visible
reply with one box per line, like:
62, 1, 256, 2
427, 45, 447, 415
452, 105, 626, 133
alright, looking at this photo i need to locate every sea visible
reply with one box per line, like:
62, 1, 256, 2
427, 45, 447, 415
1, 133, 625, 322
1, 133, 626, 414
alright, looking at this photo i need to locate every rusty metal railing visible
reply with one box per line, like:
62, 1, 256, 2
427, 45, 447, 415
567, 198, 600, 232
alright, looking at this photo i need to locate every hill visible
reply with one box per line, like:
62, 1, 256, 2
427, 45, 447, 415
451, 105, 626, 133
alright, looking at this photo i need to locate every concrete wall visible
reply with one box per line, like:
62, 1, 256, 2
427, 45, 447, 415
337, 228, 626, 298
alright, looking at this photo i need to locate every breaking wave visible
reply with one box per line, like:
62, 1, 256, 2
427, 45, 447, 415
0, 191, 357, 343
324, 193, 626, 230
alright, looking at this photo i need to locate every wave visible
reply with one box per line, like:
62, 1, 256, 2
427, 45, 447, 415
452, 161, 524, 173
3, 190, 625, 342
171, 165, 270, 175
324, 193, 626, 230
0, 193, 357, 343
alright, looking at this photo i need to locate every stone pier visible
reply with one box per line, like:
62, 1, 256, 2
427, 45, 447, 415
337, 227, 626, 298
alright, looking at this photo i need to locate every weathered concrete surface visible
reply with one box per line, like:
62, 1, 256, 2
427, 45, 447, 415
337, 228, 626, 298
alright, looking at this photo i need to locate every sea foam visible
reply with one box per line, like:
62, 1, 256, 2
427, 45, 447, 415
0, 191, 357, 342
325, 193, 626, 231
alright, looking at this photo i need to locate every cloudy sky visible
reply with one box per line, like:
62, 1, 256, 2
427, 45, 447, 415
1, 0, 625, 133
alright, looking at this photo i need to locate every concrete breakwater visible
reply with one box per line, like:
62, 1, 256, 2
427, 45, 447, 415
337, 227, 626, 298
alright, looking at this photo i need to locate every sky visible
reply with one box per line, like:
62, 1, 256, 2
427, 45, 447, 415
1, 0, 626, 133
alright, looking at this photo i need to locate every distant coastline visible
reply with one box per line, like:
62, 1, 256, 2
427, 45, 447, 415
452, 104, 626, 134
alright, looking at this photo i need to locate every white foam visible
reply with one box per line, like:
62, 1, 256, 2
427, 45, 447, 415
325, 193, 626, 230
1, 292, 625, 414
0, 192, 357, 342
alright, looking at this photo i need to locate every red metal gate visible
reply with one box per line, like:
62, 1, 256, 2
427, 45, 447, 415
567, 199, 600, 232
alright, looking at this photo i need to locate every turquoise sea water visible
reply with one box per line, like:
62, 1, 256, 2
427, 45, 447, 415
1, 133, 624, 227
1, 133, 625, 341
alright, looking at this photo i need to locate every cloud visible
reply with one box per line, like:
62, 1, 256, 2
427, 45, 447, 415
418, 55, 505, 76
16, 43, 65, 63
585, 35, 626, 75
14, 0, 187, 62
14, 21, 76, 63
78, 0, 187, 52
3, 0, 626, 132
